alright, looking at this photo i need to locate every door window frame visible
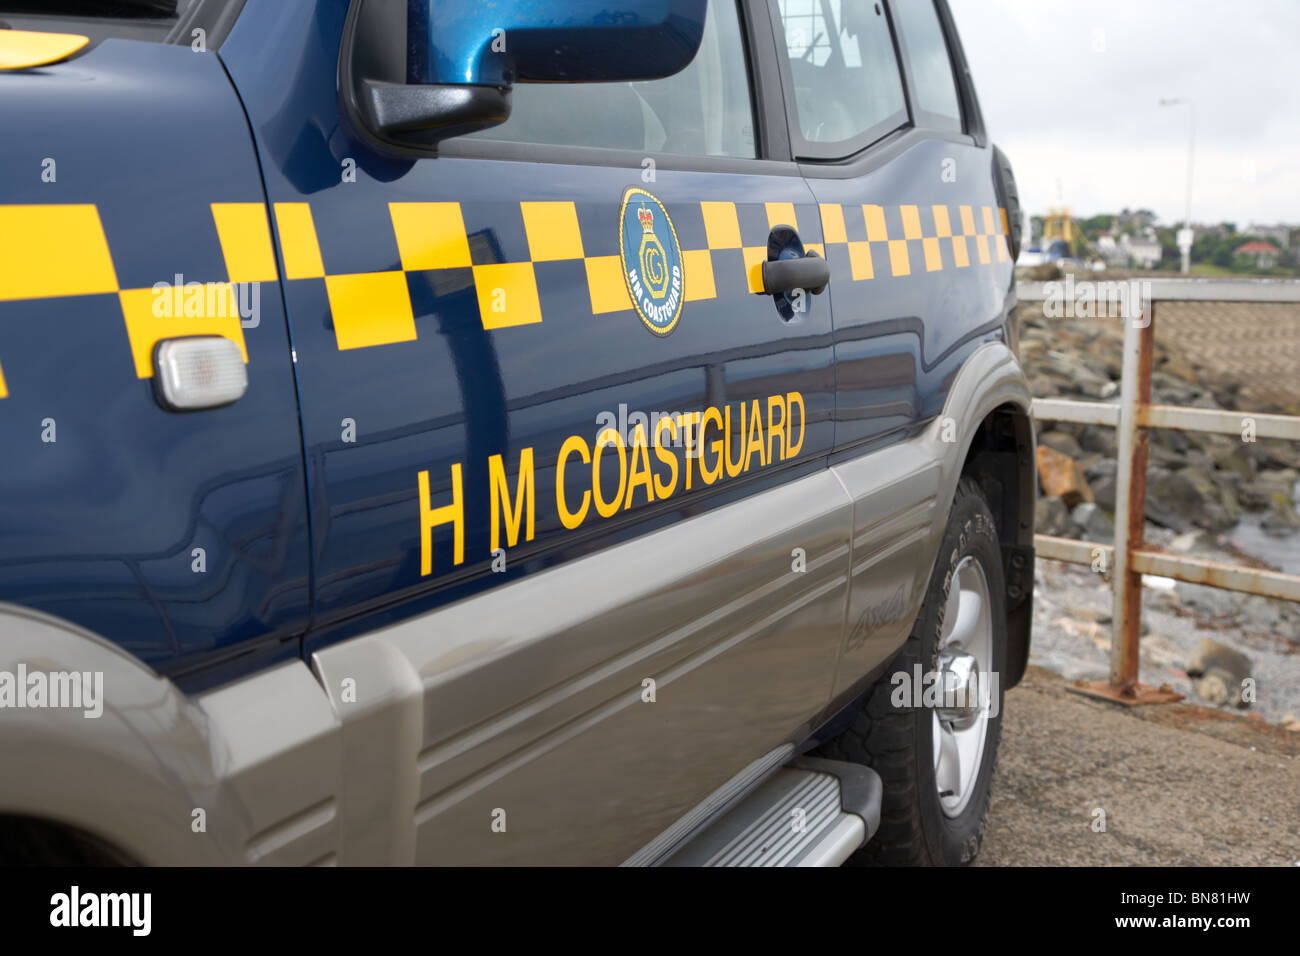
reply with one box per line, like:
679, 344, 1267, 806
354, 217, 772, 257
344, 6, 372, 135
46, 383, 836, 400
401, 0, 798, 174
766, 0, 987, 165
765, 0, 913, 161
888, 0, 971, 137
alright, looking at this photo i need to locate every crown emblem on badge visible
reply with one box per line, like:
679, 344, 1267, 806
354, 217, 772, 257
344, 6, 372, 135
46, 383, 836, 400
638, 206, 654, 233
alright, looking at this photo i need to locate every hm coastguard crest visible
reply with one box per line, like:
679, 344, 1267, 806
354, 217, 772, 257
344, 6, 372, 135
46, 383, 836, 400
619, 186, 684, 336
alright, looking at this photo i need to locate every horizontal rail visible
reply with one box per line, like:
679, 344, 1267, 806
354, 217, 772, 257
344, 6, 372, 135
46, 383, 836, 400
1034, 534, 1109, 566
1035, 399, 1300, 441
1017, 278, 1300, 303
1032, 398, 1120, 427
1138, 404, 1300, 441
1034, 534, 1300, 604
1130, 550, 1300, 603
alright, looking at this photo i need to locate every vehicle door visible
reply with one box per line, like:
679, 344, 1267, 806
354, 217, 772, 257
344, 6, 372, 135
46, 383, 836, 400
772, 0, 1017, 701
220, 0, 851, 863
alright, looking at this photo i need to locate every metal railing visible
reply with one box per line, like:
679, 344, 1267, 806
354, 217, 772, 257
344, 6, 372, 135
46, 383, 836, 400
1018, 277, 1300, 704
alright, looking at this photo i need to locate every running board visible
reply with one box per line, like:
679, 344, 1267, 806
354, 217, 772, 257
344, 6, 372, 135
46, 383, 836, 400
660, 757, 882, 867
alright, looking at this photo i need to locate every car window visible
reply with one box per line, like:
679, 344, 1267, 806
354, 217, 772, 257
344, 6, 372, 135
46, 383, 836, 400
890, 0, 963, 132
467, 0, 756, 158
775, 0, 907, 153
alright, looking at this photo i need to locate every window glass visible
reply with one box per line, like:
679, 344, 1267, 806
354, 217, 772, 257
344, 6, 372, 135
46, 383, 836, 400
891, 0, 963, 132
776, 0, 907, 150
468, 0, 756, 158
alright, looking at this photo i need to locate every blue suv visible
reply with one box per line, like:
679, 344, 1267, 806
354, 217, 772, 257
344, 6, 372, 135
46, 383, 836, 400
0, 0, 1033, 866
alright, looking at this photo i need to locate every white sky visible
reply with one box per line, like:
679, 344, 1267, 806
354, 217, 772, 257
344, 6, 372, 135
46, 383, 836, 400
947, 0, 1300, 227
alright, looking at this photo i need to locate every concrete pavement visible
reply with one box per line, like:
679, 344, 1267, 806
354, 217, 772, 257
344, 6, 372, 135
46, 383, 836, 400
976, 666, 1300, 866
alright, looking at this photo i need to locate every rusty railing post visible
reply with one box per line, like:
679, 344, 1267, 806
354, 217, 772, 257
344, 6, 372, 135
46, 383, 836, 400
1110, 297, 1154, 694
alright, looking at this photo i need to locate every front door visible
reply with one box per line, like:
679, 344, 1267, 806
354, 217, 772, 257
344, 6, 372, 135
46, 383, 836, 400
221, 0, 849, 862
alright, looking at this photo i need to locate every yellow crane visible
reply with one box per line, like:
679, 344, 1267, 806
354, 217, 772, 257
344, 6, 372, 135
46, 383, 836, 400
1040, 207, 1098, 260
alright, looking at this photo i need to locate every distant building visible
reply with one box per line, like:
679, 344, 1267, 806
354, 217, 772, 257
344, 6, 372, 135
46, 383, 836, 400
1244, 223, 1291, 249
1120, 233, 1162, 269
1234, 240, 1280, 269
1194, 222, 1232, 240
1116, 208, 1157, 231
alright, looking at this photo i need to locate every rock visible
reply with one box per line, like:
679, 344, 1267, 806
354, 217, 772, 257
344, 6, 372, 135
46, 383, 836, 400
1151, 427, 1190, 455
1037, 446, 1094, 507
1196, 667, 1247, 707
1091, 474, 1117, 511
1168, 529, 1211, 553
1260, 497, 1300, 535
1038, 430, 1083, 458
1143, 468, 1199, 532
1256, 441, 1300, 471
1186, 638, 1253, 682
1211, 442, 1256, 481
1035, 496, 1071, 536
1071, 501, 1114, 543
1168, 467, 1237, 532
1079, 425, 1117, 457
1239, 469, 1297, 511
1084, 456, 1117, 483
1175, 583, 1241, 623
1281, 714, 1300, 732
1064, 605, 1104, 623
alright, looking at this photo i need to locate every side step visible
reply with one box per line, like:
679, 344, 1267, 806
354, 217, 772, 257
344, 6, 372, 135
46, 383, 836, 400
661, 757, 882, 867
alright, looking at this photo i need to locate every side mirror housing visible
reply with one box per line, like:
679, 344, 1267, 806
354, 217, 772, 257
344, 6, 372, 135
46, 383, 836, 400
344, 0, 707, 150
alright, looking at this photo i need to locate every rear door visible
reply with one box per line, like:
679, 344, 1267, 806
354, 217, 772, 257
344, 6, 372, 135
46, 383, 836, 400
772, 0, 1016, 698
221, 0, 850, 863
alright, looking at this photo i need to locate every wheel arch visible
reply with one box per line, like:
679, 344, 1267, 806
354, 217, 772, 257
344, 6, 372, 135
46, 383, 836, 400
927, 341, 1035, 690
959, 402, 1036, 688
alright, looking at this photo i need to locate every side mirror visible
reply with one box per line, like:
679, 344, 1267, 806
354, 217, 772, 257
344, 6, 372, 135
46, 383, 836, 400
344, 0, 708, 150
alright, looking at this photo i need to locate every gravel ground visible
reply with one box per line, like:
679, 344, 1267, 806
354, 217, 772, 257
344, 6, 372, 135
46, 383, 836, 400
1029, 523, 1300, 725
977, 665, 1300, 866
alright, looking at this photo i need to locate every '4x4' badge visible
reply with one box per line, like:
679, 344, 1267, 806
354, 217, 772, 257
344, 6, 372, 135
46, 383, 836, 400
619, 186, 684, 336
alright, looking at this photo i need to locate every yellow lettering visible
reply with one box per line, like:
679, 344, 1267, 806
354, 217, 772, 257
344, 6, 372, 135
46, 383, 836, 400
767, 395, 787, 462
653, 414, 679, 499
556, 435, 591, 529
593, 427, 628, 518
744, 398, 766, 471
723, 401, 746, 478
489, 448, 535, 552
786, 391, 805, 459
680, 410, 701, 490
418, 463, 464, 575
699, 407, 724, 485
624, 424, 655, 509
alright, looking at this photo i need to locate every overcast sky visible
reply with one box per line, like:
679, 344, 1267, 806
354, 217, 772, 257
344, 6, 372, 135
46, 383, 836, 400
947, 0, 1300, 228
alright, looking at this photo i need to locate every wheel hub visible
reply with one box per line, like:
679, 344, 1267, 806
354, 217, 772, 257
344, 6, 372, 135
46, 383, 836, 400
931, 555, 995, 818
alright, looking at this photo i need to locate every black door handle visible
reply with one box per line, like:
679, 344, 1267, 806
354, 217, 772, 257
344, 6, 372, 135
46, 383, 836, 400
762, 251, 830, 295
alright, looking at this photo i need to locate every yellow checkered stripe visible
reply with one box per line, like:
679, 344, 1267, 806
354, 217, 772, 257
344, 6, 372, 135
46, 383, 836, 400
0, 202, 275, 397
274, 199, 1009, 352
816, 202, 1010, 279
0, 200, 1012, 394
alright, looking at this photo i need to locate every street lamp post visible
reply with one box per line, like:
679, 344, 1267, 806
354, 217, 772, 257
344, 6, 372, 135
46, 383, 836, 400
1160, 97, 1195, 275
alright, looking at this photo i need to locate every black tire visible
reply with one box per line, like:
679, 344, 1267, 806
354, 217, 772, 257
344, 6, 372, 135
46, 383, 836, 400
817, 478, 1007, 866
